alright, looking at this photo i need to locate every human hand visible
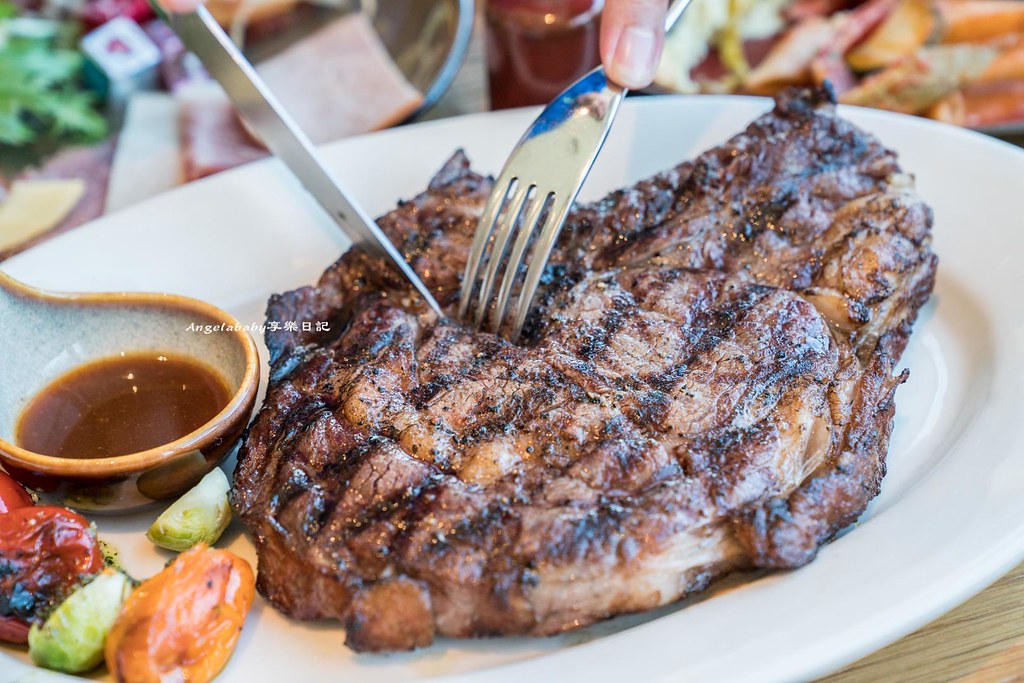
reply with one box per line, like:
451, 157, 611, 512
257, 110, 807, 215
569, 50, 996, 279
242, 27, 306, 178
600, 0, 668, 89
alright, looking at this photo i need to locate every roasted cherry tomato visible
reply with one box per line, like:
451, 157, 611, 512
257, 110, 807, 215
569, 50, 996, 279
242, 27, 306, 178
0, 506, 103, 641
0, 470, 33, 514
0, 615, 30, 644
106, 545, 255, 683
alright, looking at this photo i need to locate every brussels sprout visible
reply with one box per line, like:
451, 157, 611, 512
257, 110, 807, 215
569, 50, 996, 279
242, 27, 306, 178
28, 569, 133, 673
146, 468, 232, 552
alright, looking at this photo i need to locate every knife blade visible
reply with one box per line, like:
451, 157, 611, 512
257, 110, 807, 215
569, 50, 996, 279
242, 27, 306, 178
161, 6, 443, 316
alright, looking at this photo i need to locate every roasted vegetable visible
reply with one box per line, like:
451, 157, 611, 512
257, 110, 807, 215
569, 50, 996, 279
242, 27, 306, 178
745, 16, 835, 93
0, 506, 103, 642
937, 0, 1024, 43
960, 80, 1024, 128
146, 467, 232, 551
717, 1, 751, 79
0, 470, 33, 513
28, 569, 133, 673
847, 0, 937, 71
105, 544, 255, 683
924, 89, 966, 123
658, 0, 735, 93
657, 0, 788, 92
978, 38, 1024, 84
0, 616, 29, 643
841, 44, 999, 113
810, 0, 901, 93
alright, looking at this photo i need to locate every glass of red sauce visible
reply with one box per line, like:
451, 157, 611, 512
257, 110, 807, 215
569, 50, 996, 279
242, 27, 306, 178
485, 0, 604, 110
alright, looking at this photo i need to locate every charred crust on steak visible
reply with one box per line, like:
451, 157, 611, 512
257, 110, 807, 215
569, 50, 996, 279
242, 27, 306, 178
233, 87, 937, 652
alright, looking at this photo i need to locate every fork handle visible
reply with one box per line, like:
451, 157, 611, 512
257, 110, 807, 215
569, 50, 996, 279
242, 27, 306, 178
664, 0, 695, 34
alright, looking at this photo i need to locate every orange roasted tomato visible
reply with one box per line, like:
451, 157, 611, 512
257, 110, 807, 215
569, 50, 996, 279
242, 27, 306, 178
0, 471, 33, 514
0, 506, 103, 644
105, 544, 255, 683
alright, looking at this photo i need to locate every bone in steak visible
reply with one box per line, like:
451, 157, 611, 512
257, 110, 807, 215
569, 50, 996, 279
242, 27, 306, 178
232, 88, 937, 652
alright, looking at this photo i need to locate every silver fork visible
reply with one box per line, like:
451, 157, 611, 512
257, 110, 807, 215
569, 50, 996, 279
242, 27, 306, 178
458, 0, 694, 340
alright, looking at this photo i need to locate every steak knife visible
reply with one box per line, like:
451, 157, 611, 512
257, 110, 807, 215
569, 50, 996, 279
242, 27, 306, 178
158, 6, 444, 316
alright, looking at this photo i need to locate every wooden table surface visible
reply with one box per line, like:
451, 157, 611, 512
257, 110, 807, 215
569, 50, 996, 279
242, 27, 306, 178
425, 22, 1024, 683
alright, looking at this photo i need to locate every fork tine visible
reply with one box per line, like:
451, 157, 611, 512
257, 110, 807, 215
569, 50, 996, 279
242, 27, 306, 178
474, 182, 533, 328
459, 0, 694, 337
458, 177, 515, 321
509, 195, 574, 342
490, 190, 553, 335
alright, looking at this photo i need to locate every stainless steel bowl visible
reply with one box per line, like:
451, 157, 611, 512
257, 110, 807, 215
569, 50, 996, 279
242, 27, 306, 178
372, 0, 474, 114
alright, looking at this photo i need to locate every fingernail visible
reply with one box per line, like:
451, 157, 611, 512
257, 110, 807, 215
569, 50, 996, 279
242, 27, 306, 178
612, 25, 658, 89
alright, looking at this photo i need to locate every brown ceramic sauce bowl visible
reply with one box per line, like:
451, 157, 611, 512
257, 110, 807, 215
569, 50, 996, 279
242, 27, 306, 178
0, 271, 259, 513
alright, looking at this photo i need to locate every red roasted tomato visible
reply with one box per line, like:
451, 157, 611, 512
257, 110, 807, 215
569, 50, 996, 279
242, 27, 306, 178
0, 506, 103, 643
0, 615, 29, 643
0, 471, 33, 514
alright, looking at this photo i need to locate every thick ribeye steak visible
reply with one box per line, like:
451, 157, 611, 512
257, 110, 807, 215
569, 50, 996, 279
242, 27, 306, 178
233, 88, 937, 652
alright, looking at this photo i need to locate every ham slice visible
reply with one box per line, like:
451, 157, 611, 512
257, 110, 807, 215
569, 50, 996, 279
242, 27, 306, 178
178, 80, 268, 181
178, 12, 423, 180
256, 12, 424, 144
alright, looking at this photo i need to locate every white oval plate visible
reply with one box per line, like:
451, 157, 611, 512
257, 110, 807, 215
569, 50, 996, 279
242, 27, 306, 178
3, 97, 1024, 683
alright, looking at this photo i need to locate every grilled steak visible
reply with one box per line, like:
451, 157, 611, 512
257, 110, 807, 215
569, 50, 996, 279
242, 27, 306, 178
233, 88, 937, 652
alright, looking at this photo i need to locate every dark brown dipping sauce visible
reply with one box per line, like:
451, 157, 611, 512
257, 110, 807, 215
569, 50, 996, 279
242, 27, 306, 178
16, 353, 231, 459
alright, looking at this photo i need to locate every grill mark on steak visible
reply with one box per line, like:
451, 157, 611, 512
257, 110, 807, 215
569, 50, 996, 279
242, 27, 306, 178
233, 88, 937, 651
